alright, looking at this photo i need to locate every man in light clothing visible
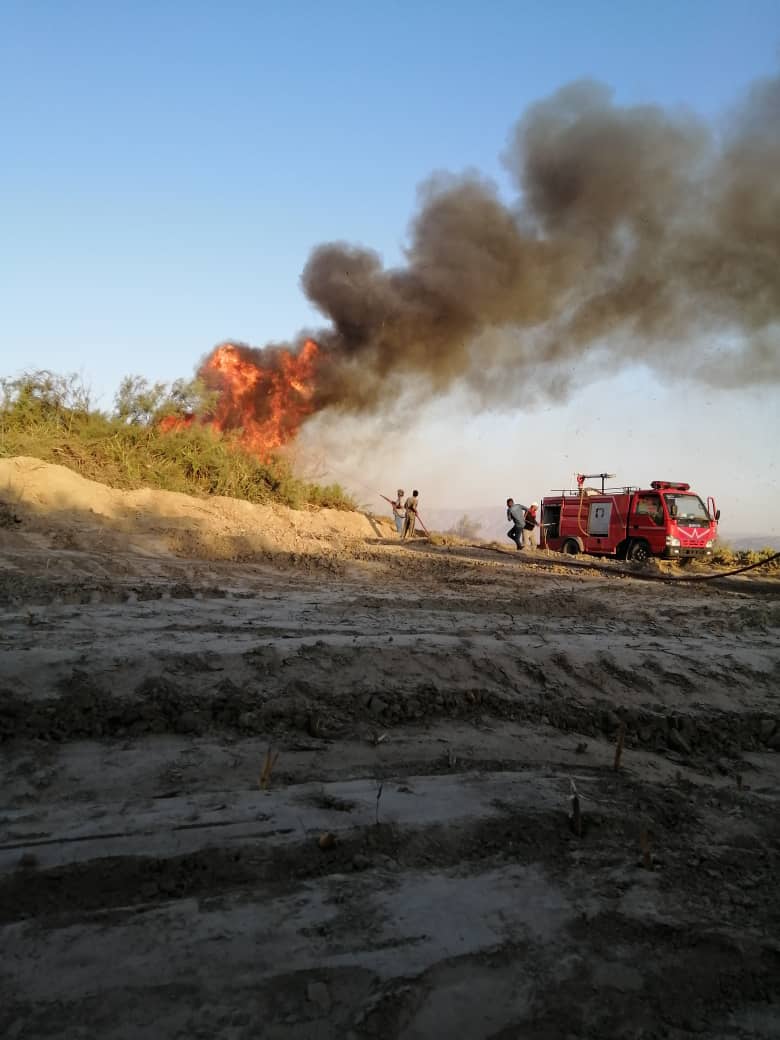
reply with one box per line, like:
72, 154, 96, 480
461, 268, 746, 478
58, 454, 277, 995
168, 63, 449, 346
391, 489, 405, 536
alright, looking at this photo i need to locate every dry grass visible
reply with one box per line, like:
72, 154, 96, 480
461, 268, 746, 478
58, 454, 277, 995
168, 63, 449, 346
259, 748, 279, 790
614, 721, 626, 771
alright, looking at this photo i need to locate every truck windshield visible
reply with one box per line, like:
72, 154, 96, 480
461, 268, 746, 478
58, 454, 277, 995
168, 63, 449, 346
664, 493, 710, 526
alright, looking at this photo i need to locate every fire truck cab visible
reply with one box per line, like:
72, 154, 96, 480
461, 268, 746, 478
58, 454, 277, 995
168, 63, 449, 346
540, 476, 719, 563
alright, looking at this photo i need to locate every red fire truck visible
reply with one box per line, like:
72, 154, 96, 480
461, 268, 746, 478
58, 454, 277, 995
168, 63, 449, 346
539, 473, 720, 562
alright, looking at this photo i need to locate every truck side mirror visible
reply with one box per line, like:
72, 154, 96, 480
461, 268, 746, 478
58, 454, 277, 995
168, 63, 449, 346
715, 509, 721, 521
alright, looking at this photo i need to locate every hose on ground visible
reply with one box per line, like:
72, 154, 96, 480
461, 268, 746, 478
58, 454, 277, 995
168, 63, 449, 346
649, 550, 780, 582
456, 542, 779, 585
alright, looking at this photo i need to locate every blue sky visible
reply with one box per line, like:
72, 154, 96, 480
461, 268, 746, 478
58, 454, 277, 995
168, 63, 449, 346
2, 1, 779, 533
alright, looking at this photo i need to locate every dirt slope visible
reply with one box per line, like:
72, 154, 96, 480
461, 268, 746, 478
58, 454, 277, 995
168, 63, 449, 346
1, 460, 779, 1039
0, 456, 383, 562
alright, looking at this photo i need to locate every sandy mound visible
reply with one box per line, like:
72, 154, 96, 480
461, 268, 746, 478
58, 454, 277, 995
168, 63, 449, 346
0, 456, 388, 561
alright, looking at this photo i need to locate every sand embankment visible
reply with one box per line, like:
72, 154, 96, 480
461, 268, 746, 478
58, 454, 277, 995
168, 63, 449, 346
0, 456, 386, 561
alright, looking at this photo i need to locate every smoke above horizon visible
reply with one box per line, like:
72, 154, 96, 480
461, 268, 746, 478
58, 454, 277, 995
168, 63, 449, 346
207, 73, 780, 424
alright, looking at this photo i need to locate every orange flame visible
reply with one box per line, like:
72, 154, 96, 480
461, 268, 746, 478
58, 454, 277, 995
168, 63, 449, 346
160, 339, 320, 457
158, 413, 195, 434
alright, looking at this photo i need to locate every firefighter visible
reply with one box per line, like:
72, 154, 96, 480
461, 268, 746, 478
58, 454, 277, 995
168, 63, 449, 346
506, 498, 527, 550
389, 488, 405, 535
402, 490, 419, 540
522, 502, 539, 549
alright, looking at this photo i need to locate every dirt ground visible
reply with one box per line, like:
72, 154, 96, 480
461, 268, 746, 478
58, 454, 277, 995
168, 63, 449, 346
1, 459, 779, 1039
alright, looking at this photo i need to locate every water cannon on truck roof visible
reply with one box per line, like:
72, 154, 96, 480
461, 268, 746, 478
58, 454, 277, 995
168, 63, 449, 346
540, 474, 720, 563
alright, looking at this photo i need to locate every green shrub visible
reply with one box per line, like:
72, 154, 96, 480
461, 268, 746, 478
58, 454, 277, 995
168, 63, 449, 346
0, 371, 356, 511
711, 541, 779, 571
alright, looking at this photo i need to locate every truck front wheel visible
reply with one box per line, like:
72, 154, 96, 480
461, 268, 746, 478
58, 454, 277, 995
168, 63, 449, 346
562, 539, 579, 556
627, 539, 651, 563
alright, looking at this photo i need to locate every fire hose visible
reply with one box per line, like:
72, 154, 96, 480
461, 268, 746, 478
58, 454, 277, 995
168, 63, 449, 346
466, 542, 780, 585
644, 550, 780, 582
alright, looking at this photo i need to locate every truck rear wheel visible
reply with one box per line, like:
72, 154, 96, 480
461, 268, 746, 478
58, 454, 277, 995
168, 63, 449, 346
562, 539, 579, 556
627, 539, 651, 563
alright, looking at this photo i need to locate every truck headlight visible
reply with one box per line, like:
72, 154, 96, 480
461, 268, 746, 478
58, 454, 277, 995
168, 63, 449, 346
665, 536, 680, 546
705, 540, 713, 548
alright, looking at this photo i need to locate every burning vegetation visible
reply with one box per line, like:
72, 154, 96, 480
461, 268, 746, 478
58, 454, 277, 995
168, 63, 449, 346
0, 370, 356, 509
160, 340, 320, 457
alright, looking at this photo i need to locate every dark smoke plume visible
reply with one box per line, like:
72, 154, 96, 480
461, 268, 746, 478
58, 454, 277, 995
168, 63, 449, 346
219, 74, 780, 418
